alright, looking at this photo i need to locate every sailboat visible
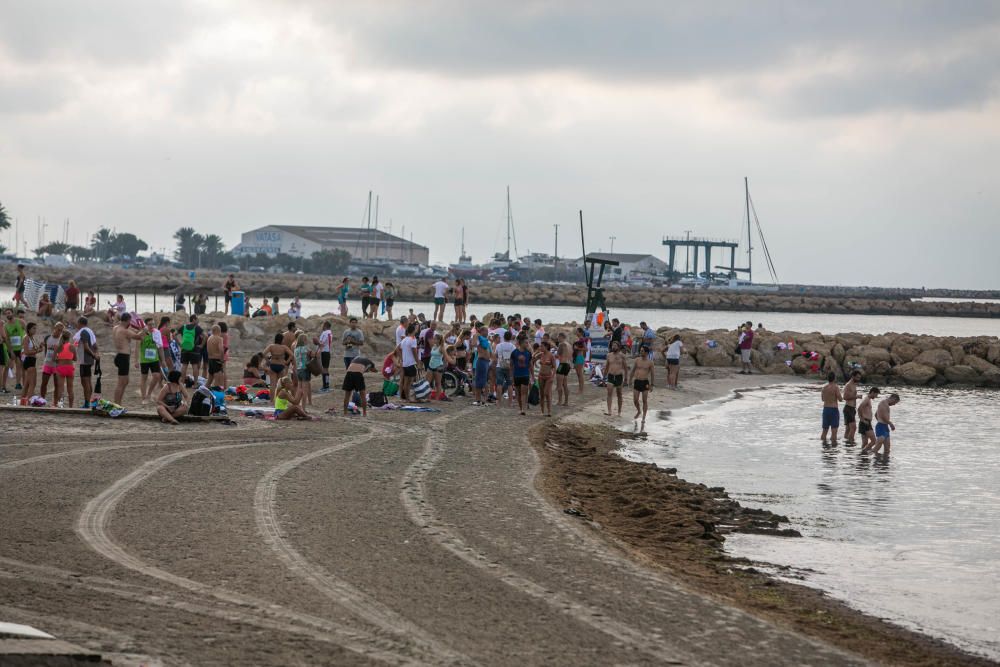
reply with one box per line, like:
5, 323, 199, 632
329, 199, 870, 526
448, 228, 488, 279
485, 186, 518, 271
710, 177, 780, 291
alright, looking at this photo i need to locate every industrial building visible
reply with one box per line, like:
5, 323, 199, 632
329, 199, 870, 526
233, 225, 429, 265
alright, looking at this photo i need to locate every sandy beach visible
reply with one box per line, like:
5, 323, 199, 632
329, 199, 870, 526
0, 316, 995, 665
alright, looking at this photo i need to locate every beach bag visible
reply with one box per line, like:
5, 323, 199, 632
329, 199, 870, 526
181, 324, 197, 352
382, 379, 399, 397
412, 379, 431, 400
308, 354, 323, 377
190, 386, 213, 416
527, 382, 540, 406
92, 398, 126, 418
368, 391, 386, 408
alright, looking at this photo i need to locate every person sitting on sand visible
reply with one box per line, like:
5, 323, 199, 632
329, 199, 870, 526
37, 293, 54, 319
274, 375, 308, 420
157, 370, 189, 425
820, 372, 842, 445
631, 346, 654, 423
83, 291, 97, 316
604, 340, 628, 416
243, 353, 266, 386
857, 386, 880, 451
863, 393, 900, 457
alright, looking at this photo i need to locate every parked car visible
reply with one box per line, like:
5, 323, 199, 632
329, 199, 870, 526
248, 266, 267, 273
220, 264, 241, 273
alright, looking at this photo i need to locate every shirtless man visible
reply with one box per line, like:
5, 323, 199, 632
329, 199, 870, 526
856, 386, 880, 451
631, 345, 655, 422
206, 325, 226, 387
842, 370, 861, 444
555, 333, 572, 407
112, 313, 145, 405
863, 393, 900, 457
281, 322, 298, 349
820, 372, 843, 444
604, 341, 629, 416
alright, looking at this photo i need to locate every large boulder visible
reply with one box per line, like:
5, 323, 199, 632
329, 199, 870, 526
914, 348, 955, 372
695, 345, 734, 367
964, 355, 1000, 375
893, 362, 937, 385
890, 340, 921, 363
944, 365, 981, 385
949, 345, 966, 365
988, 344, 1000, 365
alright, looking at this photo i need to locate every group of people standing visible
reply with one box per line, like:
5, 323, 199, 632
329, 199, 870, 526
820, 370, 900, 457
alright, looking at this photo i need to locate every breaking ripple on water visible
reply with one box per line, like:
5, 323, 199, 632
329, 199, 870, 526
623, 384, 1000, 660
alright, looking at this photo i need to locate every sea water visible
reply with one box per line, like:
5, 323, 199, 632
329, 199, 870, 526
622, 385, 1000, 660
122, 294, 999, 337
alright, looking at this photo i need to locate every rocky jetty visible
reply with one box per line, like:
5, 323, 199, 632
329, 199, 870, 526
652, 327, 1000, 387
4, 264, 999, 319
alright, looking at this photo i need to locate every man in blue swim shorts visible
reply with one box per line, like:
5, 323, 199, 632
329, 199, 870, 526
863, 393, 900, 457
820, 371, 842, 444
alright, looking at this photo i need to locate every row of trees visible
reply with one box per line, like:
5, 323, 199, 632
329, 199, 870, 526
31, 227, 149, 262
172, 227, 232, 269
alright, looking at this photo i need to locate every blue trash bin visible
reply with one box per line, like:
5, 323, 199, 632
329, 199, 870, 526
231, 291, 246, 316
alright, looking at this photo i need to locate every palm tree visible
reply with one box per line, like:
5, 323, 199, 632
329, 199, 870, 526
91, 227, 116, 261
0, 201, 9, 231
34, 241, 71, 257
67, 245, 92, 262
201, 234, 225, 268
173, 227, 205, 268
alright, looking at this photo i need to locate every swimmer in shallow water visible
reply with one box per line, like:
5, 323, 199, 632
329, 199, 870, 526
863, 393, 900, 458
857, 386, 880, 451
820, 372, 842, 445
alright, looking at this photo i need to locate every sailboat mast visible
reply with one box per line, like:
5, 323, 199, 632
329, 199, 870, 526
745, 177, 752, 284
506, 186, 512, 259
366, 190, 372, 261
461, 227, 466, 256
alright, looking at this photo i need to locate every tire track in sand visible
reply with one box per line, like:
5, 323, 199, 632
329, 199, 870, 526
254, 423, 469, 665
74, 437, 436, 665
400, 411, 693, 666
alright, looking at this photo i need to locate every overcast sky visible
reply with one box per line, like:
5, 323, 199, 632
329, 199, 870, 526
1, 0, 998, 289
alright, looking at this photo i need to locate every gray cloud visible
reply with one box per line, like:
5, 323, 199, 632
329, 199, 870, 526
301, 0, 1000, 114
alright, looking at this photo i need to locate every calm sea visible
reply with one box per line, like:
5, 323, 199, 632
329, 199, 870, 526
622, 384, 1000, 660
121, 294, 1000, 337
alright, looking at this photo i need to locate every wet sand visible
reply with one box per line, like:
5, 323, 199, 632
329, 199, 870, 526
535, 367, 995, 666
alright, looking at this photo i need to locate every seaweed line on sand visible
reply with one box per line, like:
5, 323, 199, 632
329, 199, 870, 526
531, 421, 996, 667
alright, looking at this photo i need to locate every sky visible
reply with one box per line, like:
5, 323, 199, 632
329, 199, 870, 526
1, 0, 998, 289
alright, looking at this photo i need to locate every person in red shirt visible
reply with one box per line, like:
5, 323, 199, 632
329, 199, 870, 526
64, 280, 80, 312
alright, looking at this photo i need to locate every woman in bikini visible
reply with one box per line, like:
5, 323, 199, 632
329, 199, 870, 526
534, 340, 556, 417
20, 322, 39, 402
573, 327, 588, 394
264, 333, 293, 402
157, 370, 188, 425
274, 375, 308, 420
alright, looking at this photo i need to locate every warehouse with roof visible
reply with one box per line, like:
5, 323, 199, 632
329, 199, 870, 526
233, 225, 429, 265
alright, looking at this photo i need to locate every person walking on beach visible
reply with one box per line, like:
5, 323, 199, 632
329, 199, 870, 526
857, 386, 880, 451
472, 324, 492, 406
338, 277, 350, 317
665, 334, 683, 389
820, 372, 843, 445
842, 370, 861, 444
370, 276, 383, 320
342, 317, 365, 369
604, 341, 628, 416
112, 312, 146, 405
863, 393, 900, 457
431, 277, 449, 323
738, 322, 754, 374
631, 346, 654, 423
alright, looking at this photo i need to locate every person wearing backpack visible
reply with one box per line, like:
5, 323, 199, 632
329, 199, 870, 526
179, 314, 204, 379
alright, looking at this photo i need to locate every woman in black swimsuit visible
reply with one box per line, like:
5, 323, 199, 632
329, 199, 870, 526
157, 370, 188, 424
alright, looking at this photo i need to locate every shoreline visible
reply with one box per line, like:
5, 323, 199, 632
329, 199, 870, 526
533, 368, 995, 666
5, 264, 1000, 319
